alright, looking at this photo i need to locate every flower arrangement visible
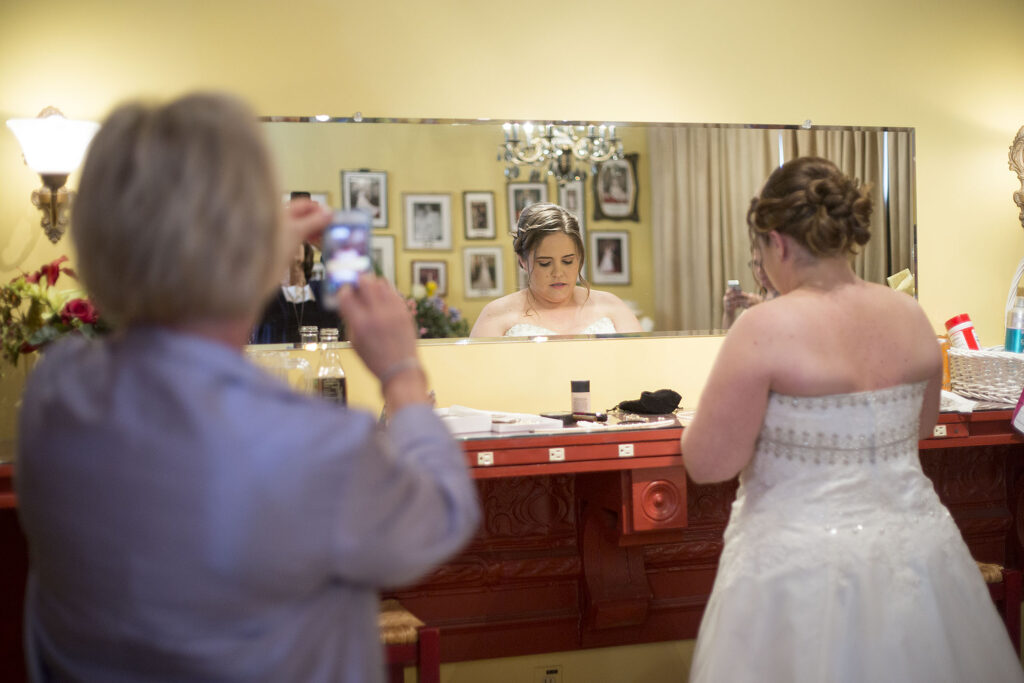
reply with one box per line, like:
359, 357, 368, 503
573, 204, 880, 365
407, 280, 469, 339
0, 256, 110, 368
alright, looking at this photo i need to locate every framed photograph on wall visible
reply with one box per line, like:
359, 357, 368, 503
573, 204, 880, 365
463, 191, 496, 239
590, 231, 631, 285
282, 191, 330, 209
370, 235, 395, 286
411, 260, 448, 296
464, 247, 504, 299
404, 193, 452, 250
506, 182, 548, 231
593, 153, 639, 221
341, 170, 388, 228
558, 179, 586, 236
517, 262, 529, 291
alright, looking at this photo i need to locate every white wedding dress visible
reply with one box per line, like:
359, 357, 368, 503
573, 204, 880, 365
690, 381, 1024, 683
504, 316, 617, 337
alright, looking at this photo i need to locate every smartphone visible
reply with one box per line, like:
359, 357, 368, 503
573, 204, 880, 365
321, 209, 372, 308
727, 279, 741, 293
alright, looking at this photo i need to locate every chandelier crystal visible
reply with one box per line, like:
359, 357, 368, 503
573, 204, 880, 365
499, 122, 623, 183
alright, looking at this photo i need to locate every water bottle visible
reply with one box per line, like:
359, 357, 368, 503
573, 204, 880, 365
316, 327, 347, 405
1006, 297, 1024, 353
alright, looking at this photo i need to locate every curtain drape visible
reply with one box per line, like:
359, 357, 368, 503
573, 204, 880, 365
648, 127, 914, 332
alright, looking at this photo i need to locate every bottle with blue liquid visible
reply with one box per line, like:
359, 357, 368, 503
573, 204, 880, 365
1005, 296, 1024, 353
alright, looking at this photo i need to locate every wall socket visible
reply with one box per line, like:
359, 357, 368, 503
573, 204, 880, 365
534, 664, 562, 683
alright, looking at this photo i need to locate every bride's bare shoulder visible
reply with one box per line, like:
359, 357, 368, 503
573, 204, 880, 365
471, 291, 526, 337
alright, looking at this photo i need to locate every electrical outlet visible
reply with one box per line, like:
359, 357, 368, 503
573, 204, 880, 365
534, 664, 562, 683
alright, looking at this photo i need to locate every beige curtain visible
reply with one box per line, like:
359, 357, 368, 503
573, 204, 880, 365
648, 127, 914, 332
648, 127, 779, 331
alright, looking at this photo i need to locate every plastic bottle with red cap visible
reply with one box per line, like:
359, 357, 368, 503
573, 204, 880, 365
944, 314, 981, 350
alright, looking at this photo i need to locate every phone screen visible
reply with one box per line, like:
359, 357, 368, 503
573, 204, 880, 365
321, 210, 372, 308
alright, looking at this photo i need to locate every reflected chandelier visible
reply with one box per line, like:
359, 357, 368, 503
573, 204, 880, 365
500, 122, 623, 183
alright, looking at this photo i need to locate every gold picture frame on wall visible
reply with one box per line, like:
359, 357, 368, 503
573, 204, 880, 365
590, 231, 631, 285
463, 191, 496, 239
464, 246, 503, 298
593, 153, 639, 222
411, 260, 447, 295
507, 182, 548, 232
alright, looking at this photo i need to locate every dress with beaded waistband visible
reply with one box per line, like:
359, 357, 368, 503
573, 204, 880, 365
690, 381, 1024, 683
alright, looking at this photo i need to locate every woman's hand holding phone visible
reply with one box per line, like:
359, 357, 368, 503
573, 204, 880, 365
338, 276, 428, 411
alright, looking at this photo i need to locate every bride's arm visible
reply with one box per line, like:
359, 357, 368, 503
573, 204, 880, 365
681, 307, 774, 483
469, 296, 513, 338
593, 290, 643, 333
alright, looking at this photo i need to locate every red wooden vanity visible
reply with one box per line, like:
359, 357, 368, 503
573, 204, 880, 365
1, 409, 1022, 676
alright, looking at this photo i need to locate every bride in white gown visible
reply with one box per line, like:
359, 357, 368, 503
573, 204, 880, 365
681, 157, 1024, 682
469, 203, 641, 337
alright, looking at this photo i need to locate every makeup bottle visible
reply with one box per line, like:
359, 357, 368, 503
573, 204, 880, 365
571, 380, 591, 413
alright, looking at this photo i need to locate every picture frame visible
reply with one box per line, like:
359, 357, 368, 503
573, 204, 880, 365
341, 170, 388, 228
411, 260, 448, 296
282, 191, 330, 210
370, 235, 395, 286
463, 191, 496, 239
404, 193, 452, 250
517, 263, 529, 291
593, 153, 639, 221
590, 231, 631, 285
464, 247, 504, 299
507, 182, 548, 231
558, 179, 586, 237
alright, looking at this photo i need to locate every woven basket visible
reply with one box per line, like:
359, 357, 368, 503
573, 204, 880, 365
948, 347, 1024, 404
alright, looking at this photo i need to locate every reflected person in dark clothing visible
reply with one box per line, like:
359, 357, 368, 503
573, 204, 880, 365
250, 239, 341, 344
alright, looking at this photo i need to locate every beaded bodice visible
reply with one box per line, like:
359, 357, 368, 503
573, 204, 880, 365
716, 381, 952, 589
504, 316, 616, 337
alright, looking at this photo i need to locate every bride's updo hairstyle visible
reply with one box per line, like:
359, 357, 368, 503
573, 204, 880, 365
747, 156, 873, 257
512, 202, 589, 288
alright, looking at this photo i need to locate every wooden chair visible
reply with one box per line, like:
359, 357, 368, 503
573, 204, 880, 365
977, 561, 1022, 651
378, 599, 441, 683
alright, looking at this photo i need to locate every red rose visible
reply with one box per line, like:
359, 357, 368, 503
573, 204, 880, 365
60, 298, 99, 325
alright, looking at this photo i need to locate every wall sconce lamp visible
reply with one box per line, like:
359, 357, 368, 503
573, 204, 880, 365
6, 107, 99, 243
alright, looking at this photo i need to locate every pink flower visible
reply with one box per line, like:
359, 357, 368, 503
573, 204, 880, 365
39, 256, 69, 287
60, 298, 99, 325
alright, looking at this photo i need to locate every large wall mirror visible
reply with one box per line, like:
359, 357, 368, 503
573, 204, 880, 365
259, 117, 915, 343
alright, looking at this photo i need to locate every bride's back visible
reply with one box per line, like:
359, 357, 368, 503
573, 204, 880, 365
755, 277, 939, 399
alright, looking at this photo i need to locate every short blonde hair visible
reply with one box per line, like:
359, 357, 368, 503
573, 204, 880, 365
72, 92, 283, 327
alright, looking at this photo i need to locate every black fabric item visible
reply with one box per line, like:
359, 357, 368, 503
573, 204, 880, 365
616, 389, 682, 415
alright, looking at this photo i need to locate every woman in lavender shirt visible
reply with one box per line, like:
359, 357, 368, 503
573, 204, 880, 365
15, 92, 480, 683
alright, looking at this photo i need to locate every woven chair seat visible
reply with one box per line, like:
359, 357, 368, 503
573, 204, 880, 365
977, 561, 1004, 584
378, 599, 424, 645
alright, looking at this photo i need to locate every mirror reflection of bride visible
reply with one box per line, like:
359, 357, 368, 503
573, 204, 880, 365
470, 203, 641, 337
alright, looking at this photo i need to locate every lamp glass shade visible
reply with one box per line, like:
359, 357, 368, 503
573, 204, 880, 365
7, 116, 100, 175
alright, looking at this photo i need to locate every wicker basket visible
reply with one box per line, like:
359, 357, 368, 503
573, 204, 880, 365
948, 347, 1024, 404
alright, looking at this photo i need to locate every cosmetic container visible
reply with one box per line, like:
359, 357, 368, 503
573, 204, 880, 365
945, 314, 981, 351
571, 380, 591, 413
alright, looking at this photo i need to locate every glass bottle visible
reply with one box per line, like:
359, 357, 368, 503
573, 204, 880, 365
299, 325, 319, 349
316, 327, 347, 405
